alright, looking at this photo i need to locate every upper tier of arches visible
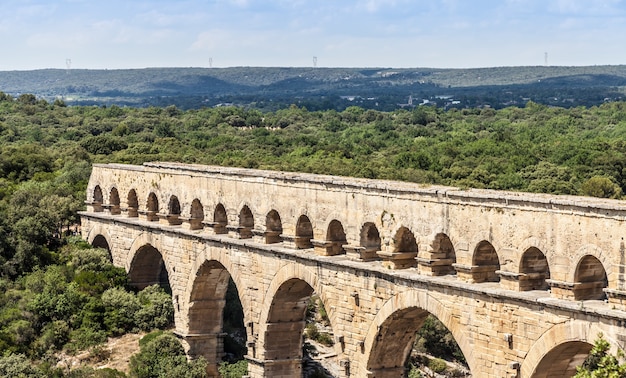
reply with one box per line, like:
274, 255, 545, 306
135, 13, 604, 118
87, 180, 618, 303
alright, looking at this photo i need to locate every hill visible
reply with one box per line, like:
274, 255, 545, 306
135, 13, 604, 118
1, 65, 626, 110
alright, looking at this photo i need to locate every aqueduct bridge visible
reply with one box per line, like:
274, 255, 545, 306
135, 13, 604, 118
81, 162, 626, 378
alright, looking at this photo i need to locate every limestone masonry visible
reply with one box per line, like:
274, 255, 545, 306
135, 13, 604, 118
80, 162, 626, 377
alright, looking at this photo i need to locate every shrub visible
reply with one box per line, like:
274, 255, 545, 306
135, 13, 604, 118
101, 287, 141, 335
134, 285, 174, 331
129, 332, 207, 378
0, 353, 45, 377
218, 360, 248, 378
428, 357, 447, 373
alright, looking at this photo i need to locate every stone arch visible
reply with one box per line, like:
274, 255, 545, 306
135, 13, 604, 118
146, 192, 159, 221
295, 214, 314, 249
167, 195, 182, 225
189, 198, 204, 230
573, 255, 608, 300
430, 232, 457, 275
213, 203, 228, 234
257, 264, 335, 376
360, 222, 381, 251
185, 259, 246, 377
472, 240, 500, 283
361, 290, 474, 377
521, 320, 618, 378
325, 219, 347, 255
265, 210, 282, 244
128, 243, 170, 292
379, 226, 418, 269
86, 225, 113, 263
520, 247, 550, 291
109, 187, 121, 215
92, 185, 103, 212
238, 205, 254, 239
127, 189, 139, 217
568, 244, 613, 287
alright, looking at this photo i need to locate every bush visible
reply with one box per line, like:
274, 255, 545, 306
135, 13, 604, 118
0, 353, 45, 377
129, 332, 207, 378
101, 287, 141, 335
428, 357, 447, 373
134, 285, 174, 331
218, 360, 248, 378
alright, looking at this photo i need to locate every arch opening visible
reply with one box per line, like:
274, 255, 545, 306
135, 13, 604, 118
573, 255, 608, 300
109, 187, 121, 215
92, 185, 103, 212
189, 199, 204, 230
91, 235, 112, 262
213, 204, 228, 234
359, 222, 381, 260
472, 240, 500, 283
127, 189, 139, 217
128, 244, 170, 293
263, 279, 335, 376
295, 215, 313, 249
530, 341, 593, 378
188, 260, 246, 366
238, 205, 254, 239
325, 219, 347, 255
379, 226, 418, 269
430, 233, 457, 276
265, 210, 283, 244
367, 309, 468, 377
520, 247, 550, 291
167, 195, 182, 225
146, 192, 159, 221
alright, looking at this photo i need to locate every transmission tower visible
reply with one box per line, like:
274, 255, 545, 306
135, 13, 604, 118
313, 56, 317, 68
66, 58, 72, 74
544, 52, 548, 66
209, 57, 213, 68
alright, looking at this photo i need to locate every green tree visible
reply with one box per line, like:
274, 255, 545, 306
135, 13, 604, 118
575, 334, 626, 377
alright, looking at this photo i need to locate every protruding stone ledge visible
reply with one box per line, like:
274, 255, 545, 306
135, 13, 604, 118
547, 279, 575, 300
312, 239, 345, 256
416, 256, 455, 276
377, 250, 417, 269
344, 245, 379, 261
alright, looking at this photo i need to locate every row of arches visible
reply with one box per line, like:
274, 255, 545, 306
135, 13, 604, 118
105, 234, 604, 378
89, 185, 610, 301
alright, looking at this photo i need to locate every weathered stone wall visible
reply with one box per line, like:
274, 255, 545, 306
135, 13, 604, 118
81, 162, 626, 377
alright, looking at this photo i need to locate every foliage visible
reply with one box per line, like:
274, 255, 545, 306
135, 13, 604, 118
129, 332, 208, 378
0, 353, 45, 377
415, 315, 465, 363
218, 360, 248, 378
575, 334, 626, 377
428, 357, 448, 373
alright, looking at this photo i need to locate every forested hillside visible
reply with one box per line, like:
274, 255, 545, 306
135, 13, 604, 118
1, 65, 625, 110
2, 91, 626, 375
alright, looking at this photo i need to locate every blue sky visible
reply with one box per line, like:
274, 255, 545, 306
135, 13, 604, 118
1, 0, 625, 70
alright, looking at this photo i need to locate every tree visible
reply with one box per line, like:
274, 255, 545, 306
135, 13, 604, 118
575, 334, 626, 377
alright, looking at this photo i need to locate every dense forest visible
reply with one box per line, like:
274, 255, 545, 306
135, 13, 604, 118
2, 91, 626, 376
1, 65, 625, 110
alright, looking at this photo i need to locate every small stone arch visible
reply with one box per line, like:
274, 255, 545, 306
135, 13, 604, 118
573, 255, 608, 300
519, 247, 550, 291
213, 203, 228, 234
358, 222, 381, 260
361, 290, 474, 377
189, 199, 204, 230
295, 215, 314, 249
167, 195, 182, 225
265, 210, 282, 244
238, 205, 254, 239
521, 320, 617, 378
426, 233, 456, 276
92, 185, 104, 212
127, 189, 139, 217
325, 219, 347, 255
379, 226, 418, 269
472, 240, 500, 283
109, 187, 121, 215
146, 192, 159, 221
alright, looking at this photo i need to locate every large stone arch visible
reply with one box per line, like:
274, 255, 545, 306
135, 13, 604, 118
521, 320, 619, 378
360, 289, 474, 377
182, 244, 251, 327
255, 263, 338, 376
126, 233, 173, 292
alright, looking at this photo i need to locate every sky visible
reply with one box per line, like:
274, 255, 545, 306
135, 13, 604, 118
1, 0, 626, 70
